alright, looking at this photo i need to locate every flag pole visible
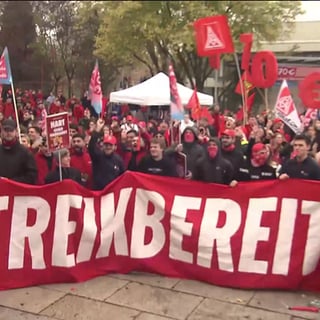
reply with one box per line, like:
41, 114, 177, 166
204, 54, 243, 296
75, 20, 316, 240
10, 83, 22, 143
58, 150, 62, 181
264, 88, 269, 113
233, 53, 246, 125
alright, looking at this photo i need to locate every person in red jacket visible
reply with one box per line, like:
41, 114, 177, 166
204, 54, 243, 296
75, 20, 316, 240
34, 138, 57, 185
70, 133, 93, 188
3, 98, 15, 119
49, 99, 61, 114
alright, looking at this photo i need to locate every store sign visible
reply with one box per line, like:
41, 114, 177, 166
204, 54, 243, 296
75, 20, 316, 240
278, 65, 320, 81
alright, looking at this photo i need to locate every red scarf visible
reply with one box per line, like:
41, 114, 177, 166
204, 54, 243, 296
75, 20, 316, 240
2, 138, 18, 149
222, 144, 235, 152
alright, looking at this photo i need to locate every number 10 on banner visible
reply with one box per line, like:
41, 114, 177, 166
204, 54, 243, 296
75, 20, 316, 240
240, 33, 278, 88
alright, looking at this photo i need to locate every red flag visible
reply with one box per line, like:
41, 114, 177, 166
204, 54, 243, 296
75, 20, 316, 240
247, 93, 255, 114
235, 93, 256, 121
88, 60, 102, 115
200, 107, 214, 125
101, 96, 108, 119
209, 54, 221, 69
235, 71, 255, 95
303, 108, 318, 127
186, 88, 202, 120
193, 15, 234, 57
0, 47, 13, 85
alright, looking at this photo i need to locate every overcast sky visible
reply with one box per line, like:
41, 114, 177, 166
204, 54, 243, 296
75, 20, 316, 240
296, 1, 320, 21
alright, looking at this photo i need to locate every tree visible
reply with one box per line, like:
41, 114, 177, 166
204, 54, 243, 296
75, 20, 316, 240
0, 1, 39, 87
95, 1, 303, 96
75, 1, 122, 96
32, 1, 84, 98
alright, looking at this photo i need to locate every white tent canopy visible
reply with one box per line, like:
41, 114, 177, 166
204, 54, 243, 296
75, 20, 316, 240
109, 72, 213, 106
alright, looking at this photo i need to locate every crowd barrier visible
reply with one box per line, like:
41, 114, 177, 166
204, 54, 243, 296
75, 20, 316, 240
0, 172, 319, 291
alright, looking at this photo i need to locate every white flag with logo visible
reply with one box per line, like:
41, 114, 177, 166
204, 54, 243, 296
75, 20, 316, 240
275, 80, 303, 134
302, 108, 318, 127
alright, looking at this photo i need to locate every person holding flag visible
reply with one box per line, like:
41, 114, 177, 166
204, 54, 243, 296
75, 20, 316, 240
88, 118, 125, 190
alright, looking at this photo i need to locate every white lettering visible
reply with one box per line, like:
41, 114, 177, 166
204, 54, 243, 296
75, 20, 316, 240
96, 188, 132, 258
50, 119, 65, 129
76, 197, 98, 263
301, 200, 320, 275
52, 195, 82, 267
9, 196, 50, 269
272, 198, 297, 275
197, 199, 241, 271
170, 196, 202, 263
239, 197, 277, 274
131, 189, 165, 258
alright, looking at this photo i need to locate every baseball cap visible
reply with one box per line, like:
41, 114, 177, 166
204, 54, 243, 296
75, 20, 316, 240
127, 115, 133, 121
252, 142, 266, 153
103, 135, 117, 145
222, 129, 235, 137
2, 119, 17, 130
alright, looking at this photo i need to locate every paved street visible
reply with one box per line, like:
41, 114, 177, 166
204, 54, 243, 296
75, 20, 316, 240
0, 272, 319, 320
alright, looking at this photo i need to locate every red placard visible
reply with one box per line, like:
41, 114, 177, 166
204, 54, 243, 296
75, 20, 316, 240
209, 54, 221, 69
193, 15, 234, 56
239, 33, 253, 71
299, 72, 320, 109
45, 112, 70, 152
251, 51, 278, 88
175, 152, 187, 178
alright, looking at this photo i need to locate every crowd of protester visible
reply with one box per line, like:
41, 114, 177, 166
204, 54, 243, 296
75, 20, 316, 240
0, 88, 320, 190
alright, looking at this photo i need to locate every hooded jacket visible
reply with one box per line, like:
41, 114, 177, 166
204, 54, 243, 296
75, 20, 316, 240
180, 127, 206, 175
193, 138, 234, 185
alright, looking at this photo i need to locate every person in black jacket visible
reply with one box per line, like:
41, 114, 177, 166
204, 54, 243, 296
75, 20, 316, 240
220, 129, 244, 174
0, 119, 37, 184
88, 119, 125, 190
137, 138, 178, 177
279, 134, 320, 181
235, 142, 276, 182
193, 138, 235, 185
167, 126, 205, 178
45, 148, 82, 185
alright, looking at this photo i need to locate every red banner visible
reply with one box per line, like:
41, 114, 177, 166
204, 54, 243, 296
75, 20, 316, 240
45, 112, 70, 152
0, 172, 320, 291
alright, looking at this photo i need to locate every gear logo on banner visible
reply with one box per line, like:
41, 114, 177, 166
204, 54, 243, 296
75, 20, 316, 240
193, 15, 234, 56
204, 24, 224, 50
277, 95, 294, 116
